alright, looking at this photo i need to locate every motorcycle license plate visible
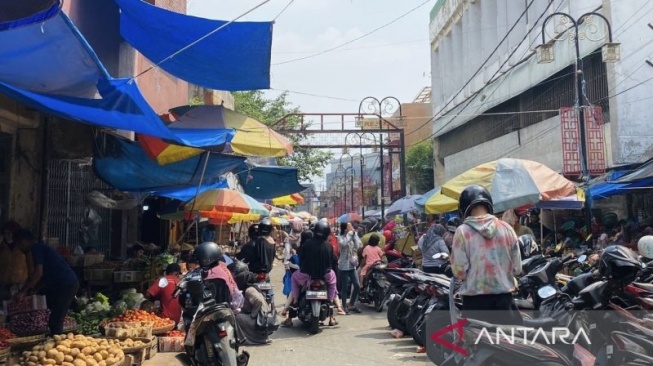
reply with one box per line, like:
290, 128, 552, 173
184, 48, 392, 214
425, 303, 436, 314
255, 282, 272, 290
306, 291, 327, 300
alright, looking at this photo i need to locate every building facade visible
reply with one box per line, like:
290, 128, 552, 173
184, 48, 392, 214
429, 0, 653, 183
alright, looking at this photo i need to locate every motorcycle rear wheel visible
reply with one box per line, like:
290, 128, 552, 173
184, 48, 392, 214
309, 315, 320, 334
387, 298, 410, 334
374, 289, 385, 312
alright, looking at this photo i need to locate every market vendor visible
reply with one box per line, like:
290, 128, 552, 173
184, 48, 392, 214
0, 221, 31, 300
124, 243, 146, 268
146, 263, 182, 324
13, 229, 79, 335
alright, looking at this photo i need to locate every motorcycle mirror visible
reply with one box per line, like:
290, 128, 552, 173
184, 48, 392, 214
537, 285, 557, 300
158, 277, 169, 288
577, 255, 587, 264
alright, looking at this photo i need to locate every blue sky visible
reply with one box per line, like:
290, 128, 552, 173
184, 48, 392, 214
188, 0, 435, 114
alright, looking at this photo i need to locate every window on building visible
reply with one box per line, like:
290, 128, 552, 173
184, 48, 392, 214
0, 133, 11, 224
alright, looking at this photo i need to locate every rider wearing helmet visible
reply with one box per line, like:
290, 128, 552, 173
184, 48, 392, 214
235, 224, 259, 261
443, 217, 461, 249
450, 184, 522, 325
288, 220, 339, 326
418, 223, 450, 274
637, 235, 653, 261
241, 218, 276, 274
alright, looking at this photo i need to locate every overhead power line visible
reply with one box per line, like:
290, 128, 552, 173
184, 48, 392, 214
272, 0, 433, 66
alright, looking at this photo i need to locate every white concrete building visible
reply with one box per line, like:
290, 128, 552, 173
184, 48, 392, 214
428, 0, 653, 182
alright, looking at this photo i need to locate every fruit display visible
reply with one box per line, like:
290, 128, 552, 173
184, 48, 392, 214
0, 327, 16, 341
9, 310, 50, 335
104, 322, 152, 338
77, 293, 111, 315
19, 333, 124, 366
104, 309, 174, 328
165, 330, 185, 338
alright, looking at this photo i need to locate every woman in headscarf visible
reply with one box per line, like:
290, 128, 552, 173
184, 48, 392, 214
233, 271, 274, 345
417, 224, 450, 274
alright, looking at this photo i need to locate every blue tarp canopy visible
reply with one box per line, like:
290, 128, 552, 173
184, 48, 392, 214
613, 159, 653, 183
591, 179, 653, 200
151, 179, 228, 201
0, 2, 183, 141
115, 0, 273, 91
235, 162, 306, 199
94, 135, 245, 192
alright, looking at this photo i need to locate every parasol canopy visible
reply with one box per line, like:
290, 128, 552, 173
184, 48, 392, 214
337, 212, 363, 223
294, 211, 312, 220
185, 188, 269, 220
423, 189, 460, 214
385, 195, 421, 216
269, 193, 304, 206
440, 158, 577, 213
140, 105, 294, 165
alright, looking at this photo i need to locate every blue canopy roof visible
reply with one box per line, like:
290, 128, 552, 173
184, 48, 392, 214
0, 2, 184, 141
94, 135, 245, 192
235, 162, 306, 199
115, 0, 273, 91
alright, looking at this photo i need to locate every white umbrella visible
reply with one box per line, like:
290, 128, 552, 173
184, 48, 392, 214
385, 195, 421, 217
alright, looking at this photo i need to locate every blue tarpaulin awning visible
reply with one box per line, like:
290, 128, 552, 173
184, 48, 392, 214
236, 162, 306, 199
115, 0, 273, 91
93, 135, 245, 192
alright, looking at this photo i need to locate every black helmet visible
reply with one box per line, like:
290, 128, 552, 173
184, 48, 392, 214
598, 245, 642, 284
248, 224, 259, 240
458, 184, 493, 218
227, 258, 249, 277
517, 234, 539, 259
446, 217, 461, 233
194, 241, 223, 269
312, 220, 331, 239
300, 230, 313, 245
258, 218, 272, 236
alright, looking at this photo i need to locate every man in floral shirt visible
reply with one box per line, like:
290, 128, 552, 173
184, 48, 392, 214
450, 185, 522, 325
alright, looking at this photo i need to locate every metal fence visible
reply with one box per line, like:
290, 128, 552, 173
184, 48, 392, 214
46, 159, 112, 254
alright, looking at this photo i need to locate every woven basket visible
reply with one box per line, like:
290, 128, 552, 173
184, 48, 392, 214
117, 338, 152, 354
152, 323, 175, 335
6, 334, 45, 348
106, 353, 125, 366
0, 347, 9, 359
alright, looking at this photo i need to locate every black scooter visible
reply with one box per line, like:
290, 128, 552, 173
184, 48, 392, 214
174, 269, 250, 366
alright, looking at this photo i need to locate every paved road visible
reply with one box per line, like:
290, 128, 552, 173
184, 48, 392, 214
153, 261, 432, 366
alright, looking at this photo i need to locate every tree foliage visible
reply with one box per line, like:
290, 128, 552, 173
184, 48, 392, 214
406, 141, 434, 193
232, 91, 333, 181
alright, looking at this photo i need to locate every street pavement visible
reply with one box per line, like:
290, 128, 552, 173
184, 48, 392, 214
153, 260, 432, 366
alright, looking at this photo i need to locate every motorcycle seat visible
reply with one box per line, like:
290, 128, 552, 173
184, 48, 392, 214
633, 282, 653, 293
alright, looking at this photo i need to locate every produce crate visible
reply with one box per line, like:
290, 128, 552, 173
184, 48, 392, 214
146, 335, 157, 359
85, 268, 115, 281
2, 295, 47, 316
114, 271, 145, 283
158, 336, 185, 352
123, 348, 146, 366
84, 254, 105, 267
105, 322, 153, 338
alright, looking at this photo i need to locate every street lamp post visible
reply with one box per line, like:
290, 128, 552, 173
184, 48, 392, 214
357, 97, 404, 225
335, 175, 346, 215
345, 132, 375, 220
537, 12, 620, 233
345, 167, 355, 213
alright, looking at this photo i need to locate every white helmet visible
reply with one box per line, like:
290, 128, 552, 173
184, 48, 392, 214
638, 235, 653, 259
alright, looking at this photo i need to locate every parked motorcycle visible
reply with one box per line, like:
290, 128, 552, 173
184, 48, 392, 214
175, 268, 250, 366
359, 261, 390, 312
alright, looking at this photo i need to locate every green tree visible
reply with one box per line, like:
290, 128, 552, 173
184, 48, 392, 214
232, 91, 333, 181
406, 141, 434, 193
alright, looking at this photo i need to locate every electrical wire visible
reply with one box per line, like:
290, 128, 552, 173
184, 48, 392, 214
272, 0, 433, 66
273, 0, 294, 21
270, 88, 359, 102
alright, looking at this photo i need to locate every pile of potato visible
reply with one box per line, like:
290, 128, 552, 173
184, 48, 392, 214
110, 338, 147, 349
20, 333, 124, 366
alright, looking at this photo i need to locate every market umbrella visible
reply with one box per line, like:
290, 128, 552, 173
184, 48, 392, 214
185, 189, 270, 217
295, 211, 312, 220
424, 189, 463, 214
270, 217, 289, 226
440, 158, 577, 213
337, 212, 363, 223
385, 195, 421, 216
364, 209, 381, 218
269, 193, 304, 206
139, 105, 294, 165
414, 187, 439, 211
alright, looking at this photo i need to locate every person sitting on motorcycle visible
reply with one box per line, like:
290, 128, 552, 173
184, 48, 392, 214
418, 224, 450, 274
443, 217, 460, 249
240, 219, 276, 275
235, 224, 259, 261
198, 242, 242, 309
289, 221, 339, 326
230, 261, 275, 345
360, 234, 384, 286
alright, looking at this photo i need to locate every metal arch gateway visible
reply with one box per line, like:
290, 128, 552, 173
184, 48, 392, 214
270, 112, 407, 223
